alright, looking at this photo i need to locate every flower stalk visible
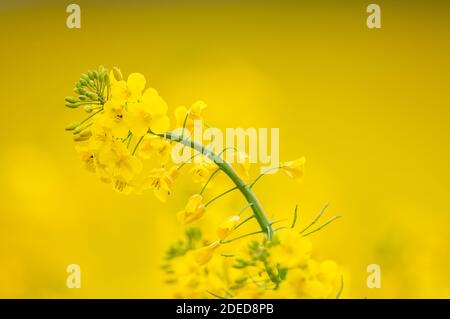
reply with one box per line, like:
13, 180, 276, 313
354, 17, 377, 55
155, 130, 274, 240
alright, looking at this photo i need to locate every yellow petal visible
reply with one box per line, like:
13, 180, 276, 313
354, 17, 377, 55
150, 115, 170, 134
127, 73, 146, 94
148, 95, 168, 115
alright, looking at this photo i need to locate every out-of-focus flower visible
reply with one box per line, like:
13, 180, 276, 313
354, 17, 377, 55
138, 135, 171, 163
175, 100, 207, 131
98, 140, 142, 182
217, 215, 240, 240
282, 156, 306, 182
234, 151, 251, 181
177, 194, 206, 225
143, 167, 178, 202
189, 161, 216, 184
193, 241, 220, 266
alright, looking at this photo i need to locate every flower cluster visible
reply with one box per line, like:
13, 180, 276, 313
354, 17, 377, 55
163, 228, 341, 298
65, 66, 342, 298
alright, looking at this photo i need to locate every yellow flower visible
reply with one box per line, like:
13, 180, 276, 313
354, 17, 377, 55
138, 135, 172, 163
177, 194, 206, 225
88, 122, 112, 151
193, 241, 220, 266
143, 167, 177, 202
101, 101, 129, 138
110, 72, 146, 104
98, 140, 142, 182
282, 156, 305, 182
174, 100, 207, 131
217, 215, 240, 240
189, 161, 216, 184
75, 144, 96, 173
127, 88, 170, 136
234, 151, 251, 181
112, 178, 136, 195
269, 229, 311, 268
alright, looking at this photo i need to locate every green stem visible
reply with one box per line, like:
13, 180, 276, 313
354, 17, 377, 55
205, 186, 238, 207
155, 131, 273, 239
249, 165, 284, 189
132, 135, 144, 155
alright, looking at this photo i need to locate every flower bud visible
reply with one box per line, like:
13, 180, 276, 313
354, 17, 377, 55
65, 122, 80, 131
193, 241, 220, 266
217, 215, 240, 240
112, 67, 123, 81
65, 96, 78, 103
83, 105, 93, 113
73, 135, 90, 142
65, 101, 79, 108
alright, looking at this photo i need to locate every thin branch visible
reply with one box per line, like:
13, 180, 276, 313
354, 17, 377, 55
299, 203, 329, 234
290, 205, 299, 229
302, 215, 342, 237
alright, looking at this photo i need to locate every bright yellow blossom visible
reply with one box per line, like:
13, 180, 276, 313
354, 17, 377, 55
88, 122, 112, 151
189, 160, 216, 184
177, 194, 206, 225
174, 100, 207, 131
234, 151, 251, 181
138, 135, 172, 163
110, 72, 146, 104
217, 215, 240, 240
282, 156, 306, 182
193, 241, 220, 266
75, 144, 96, 173
127, 88, 170, 136
100, 100, 129, 138
142, 167, 178, 202
97, 140, 142, 182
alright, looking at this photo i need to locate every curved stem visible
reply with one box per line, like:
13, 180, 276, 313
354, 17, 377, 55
155, 131, 273, 239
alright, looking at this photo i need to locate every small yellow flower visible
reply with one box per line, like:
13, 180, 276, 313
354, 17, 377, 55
101, 101, 129, 138
98, 140, 142, 182
88, 122, 112, 151
143, 167, 177, 202
189, 161, 216, 184
174, 100, 207, 131
138, 135, 171, 163
282, 156, 306, 182
75, 144, 96, 173
127, 88, 170, 136
270, 229, 311, 268
193, 241, 220, 266
217, 215, 240, 240
177, 194, 206, 225
234, 151, 251, 181
110, 72, 146, 104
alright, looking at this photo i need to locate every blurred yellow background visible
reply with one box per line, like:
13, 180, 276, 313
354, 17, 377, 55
1, 0, 450, 298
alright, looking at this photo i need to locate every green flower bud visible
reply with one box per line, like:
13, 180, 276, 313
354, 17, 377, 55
65, 122, 80, 131
78, 95, 88, 101
81, 73, 90, 82
65, 101, 79, 108
65, 96, 78, 103
112, 67, 123, 81
80, 130, 92, 138
73, 135, 90, 142
87, 92, 99, 100
84, 105, 93, 113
